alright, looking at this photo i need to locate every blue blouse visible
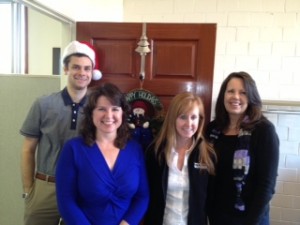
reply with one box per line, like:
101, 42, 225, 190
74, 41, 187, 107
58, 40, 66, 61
56, 137, 149, 225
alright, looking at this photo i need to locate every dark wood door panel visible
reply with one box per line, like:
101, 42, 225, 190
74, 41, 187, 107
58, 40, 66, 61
77, 22, 142, 80
92, 77, 141, 92
94, 39, 137, 76
143, 80, 196, 95
150, 40, 197, 78
76, 22, 216, 122
145, 23, 216, 121
77, 22, 142, 39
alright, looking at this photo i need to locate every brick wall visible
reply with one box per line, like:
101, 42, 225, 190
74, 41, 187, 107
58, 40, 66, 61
124, 0, 300, 104
264, 104, 300, 225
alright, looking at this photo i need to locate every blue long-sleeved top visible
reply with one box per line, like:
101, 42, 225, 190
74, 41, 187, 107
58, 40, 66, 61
55, 137, 149, 225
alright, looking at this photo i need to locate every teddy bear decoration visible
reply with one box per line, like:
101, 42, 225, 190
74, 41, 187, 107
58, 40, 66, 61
126, 89, 164, 151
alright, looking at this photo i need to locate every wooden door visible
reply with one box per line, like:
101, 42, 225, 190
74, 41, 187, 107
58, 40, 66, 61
76, 22, 216, 123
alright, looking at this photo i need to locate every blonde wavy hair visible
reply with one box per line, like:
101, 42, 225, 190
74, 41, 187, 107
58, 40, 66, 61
154, 92, 216, 174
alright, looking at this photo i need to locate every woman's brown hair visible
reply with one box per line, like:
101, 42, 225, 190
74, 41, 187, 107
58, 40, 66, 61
80, 83, 131, 149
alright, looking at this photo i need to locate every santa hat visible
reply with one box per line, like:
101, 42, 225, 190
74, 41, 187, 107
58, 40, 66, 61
62, 41, 102, 80
132, 101, 148, 112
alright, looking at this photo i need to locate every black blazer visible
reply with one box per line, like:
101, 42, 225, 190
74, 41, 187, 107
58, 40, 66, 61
144, 140, 211, 225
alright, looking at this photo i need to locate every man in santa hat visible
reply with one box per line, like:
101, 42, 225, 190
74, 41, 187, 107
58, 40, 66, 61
19, 41, 101, 225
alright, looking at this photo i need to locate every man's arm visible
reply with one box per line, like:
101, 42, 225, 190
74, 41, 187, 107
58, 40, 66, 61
21, 136, 38, 193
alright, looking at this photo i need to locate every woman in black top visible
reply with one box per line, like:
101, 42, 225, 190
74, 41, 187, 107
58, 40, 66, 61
206, 71, 279, 225
144, 92, 216, 225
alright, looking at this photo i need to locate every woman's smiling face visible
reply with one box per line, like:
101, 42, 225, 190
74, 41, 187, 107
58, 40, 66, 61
224, 77, 248, 118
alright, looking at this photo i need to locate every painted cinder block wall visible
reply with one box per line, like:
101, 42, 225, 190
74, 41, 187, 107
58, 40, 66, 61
124, 0, 300, 103
264, 110, 300, 225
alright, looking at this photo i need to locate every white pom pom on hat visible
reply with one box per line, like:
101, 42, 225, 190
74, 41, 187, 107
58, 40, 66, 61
62, 41, 102, 80
92, 69, 102, 80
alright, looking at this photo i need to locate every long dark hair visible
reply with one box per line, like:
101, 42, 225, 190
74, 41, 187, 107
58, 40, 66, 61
215, 71, 264, 131
80, 83, 131, 148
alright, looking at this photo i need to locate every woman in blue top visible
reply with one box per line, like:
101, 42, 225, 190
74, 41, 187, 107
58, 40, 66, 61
56, 83, 149, 225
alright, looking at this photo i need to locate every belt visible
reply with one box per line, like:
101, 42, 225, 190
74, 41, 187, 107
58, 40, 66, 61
35, 172, 55, 183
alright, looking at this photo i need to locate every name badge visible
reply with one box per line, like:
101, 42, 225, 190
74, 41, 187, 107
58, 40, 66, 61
194, 162, 207, 170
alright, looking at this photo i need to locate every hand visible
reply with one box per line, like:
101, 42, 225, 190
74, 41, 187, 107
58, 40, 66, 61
143, 121, 149, 128
128, 123, 136, 129
119, 220, 129, 225
23, 184, 33, 194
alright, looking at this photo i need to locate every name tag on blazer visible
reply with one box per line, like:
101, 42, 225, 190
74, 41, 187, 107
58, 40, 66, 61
194, 162, 207, 170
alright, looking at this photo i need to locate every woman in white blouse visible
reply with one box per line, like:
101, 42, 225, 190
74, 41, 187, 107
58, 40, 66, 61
144, 92, 216, 225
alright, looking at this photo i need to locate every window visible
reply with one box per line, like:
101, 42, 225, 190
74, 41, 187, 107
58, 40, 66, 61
0, 0, 26, 74
0, 0, 74, 75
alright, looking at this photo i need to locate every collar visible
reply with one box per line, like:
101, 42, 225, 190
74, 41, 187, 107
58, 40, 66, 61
61, 87, 87, 106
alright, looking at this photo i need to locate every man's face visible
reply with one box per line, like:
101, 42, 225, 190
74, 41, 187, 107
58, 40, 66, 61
64, 56, 93, 91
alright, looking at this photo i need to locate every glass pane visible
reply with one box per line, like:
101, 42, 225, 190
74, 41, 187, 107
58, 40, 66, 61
0, 4, 12, 73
